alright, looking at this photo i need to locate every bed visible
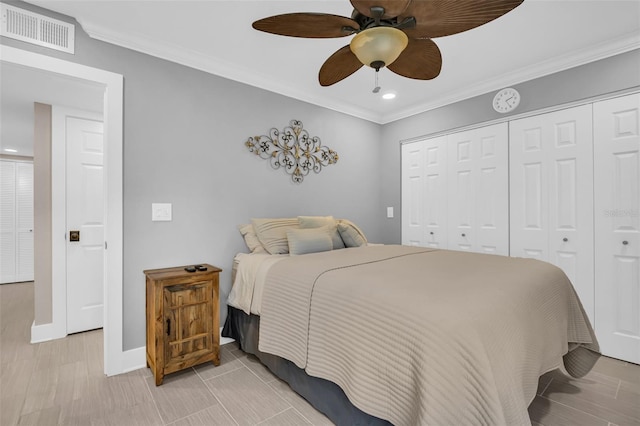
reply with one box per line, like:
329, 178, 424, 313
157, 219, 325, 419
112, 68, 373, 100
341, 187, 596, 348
223, 217, 600, 426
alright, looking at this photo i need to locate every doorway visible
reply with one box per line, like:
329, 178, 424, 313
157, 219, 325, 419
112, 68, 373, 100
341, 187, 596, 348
0, 45, 124, 376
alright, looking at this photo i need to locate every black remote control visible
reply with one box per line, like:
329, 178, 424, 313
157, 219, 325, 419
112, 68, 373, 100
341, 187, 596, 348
184, 266, 196, 273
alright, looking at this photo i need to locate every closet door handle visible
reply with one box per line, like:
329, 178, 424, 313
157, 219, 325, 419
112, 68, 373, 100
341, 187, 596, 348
563, 238, 568, 242
623, 240, 629, 245
166, 319, 171, 336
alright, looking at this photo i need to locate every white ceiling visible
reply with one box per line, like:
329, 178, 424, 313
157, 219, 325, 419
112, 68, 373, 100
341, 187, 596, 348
22, 0, 640, 124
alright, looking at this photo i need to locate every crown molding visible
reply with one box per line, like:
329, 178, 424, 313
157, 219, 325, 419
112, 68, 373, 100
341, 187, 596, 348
78, 19, 383, 124
78, 18, 638, 125
381, 32, 640, 124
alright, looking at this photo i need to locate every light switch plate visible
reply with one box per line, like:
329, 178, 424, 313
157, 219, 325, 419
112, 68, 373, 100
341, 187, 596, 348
152, 203, 172, 221
387, 207, 394, 218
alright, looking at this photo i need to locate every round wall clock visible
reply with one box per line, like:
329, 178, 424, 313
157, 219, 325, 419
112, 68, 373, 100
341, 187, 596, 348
493, 87, 520, 113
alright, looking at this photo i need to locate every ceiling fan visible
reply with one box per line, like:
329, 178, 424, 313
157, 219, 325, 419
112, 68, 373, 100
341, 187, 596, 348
253, 0, 524, 87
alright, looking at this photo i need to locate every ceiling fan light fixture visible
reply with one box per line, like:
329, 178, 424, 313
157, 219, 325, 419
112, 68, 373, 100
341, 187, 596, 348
350, 26, 408, 70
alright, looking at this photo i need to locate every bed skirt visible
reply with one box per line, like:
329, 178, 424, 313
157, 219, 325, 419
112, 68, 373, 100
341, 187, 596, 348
222, 305, 391, 426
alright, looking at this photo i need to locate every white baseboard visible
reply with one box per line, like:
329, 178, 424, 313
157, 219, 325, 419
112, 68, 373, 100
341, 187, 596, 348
118, 346, 147, 374
30, 320, 66, 343
116, 327, 235, 375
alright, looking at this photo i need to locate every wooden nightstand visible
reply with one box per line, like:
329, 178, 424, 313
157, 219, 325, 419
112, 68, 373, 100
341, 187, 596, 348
144, 264, 222, 385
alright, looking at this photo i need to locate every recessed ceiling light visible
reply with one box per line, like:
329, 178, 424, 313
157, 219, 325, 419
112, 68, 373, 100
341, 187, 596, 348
3, 148, 17, 153
382, 92, 396, 100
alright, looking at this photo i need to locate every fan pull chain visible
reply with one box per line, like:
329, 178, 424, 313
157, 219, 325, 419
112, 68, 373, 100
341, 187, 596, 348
372, 70, 381, 93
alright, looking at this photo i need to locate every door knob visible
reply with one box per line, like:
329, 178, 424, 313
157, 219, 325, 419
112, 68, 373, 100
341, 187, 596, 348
623, 240, 629, 245
461, 233, 466, 237
429, 231, 434, 235
69, 230, 80, 242
563, 237, 568, 242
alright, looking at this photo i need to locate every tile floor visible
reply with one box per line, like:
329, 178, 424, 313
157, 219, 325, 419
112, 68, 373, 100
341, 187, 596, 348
1, 282, 638, 425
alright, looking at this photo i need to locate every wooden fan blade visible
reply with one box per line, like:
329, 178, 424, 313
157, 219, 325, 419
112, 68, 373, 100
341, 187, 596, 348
399, 0, 523, 39
252, 13, 359, 38
387, 38, 442, 80
350, 0, 411, 19
319, 46, 364, 86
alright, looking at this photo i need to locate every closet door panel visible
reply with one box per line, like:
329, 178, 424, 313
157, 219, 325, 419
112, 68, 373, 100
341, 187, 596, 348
423, 137, 448, 248
548, 105, 594, 321
475, 124, 509, 255
16, 162, 34, 282
402, 141, 425, 246
448, 131, 476, 251
594, 93, 640, 364
510, 105, 594, 323
510, 122, 549, 261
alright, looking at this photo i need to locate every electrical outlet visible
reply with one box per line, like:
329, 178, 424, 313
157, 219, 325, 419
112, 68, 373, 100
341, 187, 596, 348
152, 203, 172, 221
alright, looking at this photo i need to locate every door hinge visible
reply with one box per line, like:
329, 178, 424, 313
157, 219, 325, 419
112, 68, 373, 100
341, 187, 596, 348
105, 241, 108, 250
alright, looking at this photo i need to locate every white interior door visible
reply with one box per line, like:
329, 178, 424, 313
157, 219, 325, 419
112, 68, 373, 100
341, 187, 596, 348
594, 93, 640, 364
65, 114, 104, 334
423, 136, 448, 248
448, 123, 509, 255
510, 105, 595, 323
402, 141, 426, 247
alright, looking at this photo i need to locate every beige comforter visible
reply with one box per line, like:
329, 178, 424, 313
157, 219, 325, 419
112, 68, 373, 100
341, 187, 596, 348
258, 245, 599, 426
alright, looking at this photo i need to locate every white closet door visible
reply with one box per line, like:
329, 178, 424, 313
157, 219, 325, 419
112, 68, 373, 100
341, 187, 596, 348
594, 93, 640, 364
510, 104, 594, 323
402, 136, 448, 248
0, 160, 17, 283
402, 141, 426, 246
448, 123, 509, 255
423, 136, 448, 248
16, 162, 34, 282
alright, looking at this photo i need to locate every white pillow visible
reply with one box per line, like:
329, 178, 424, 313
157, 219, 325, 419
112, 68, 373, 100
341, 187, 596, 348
237, 224, 266, 253
287, 228, 333, 256
252, 218, 299, 255
298, 215, 345, 249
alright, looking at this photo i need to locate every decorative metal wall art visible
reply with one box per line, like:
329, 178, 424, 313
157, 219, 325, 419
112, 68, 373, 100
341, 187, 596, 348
245, 120, 338, 183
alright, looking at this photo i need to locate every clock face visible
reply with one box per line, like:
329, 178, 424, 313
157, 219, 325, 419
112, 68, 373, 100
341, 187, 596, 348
493, 88, 520, 113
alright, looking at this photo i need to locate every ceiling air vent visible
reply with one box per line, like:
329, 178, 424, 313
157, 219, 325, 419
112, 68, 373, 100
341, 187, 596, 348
1, 3, 75, 54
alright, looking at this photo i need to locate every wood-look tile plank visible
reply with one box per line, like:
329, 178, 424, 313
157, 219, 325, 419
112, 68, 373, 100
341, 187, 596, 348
168, 405, 238, 426
528, 395, 609, 426
90, 400, 163, 426
204, 366, 290, 426
194, 343, 244, 381
258, 408, 312, 425
542, 371, 639, 425
17, 404, 60, 426
145, 368, 220, 424
591, 356, 640, 385
240, 354, 279, 384
268, 378, 333, 426
1, 393, 27, 426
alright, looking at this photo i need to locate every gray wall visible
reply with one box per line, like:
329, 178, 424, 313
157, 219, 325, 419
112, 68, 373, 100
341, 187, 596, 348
379, 49, 640, 244
1, 1, 382, 350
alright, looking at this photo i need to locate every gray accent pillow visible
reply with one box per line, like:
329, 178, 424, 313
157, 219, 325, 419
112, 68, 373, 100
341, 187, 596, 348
252, 218, 299, 255
298, 215, 345, 249
337, 219, 368, 247
287, 228, 334, 256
